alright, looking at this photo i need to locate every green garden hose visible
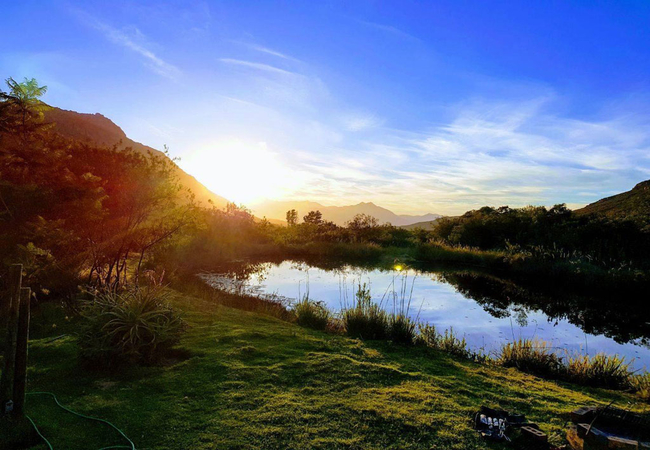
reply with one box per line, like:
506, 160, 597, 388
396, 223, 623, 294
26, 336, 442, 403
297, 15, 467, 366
25, 391, 136, 450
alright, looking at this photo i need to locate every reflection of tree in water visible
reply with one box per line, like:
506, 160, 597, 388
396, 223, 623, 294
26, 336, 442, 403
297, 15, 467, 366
436, 271, 650, 347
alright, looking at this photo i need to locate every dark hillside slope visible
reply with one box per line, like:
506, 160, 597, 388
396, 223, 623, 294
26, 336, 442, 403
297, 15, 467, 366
576, 180, 650, 231
45, 107, 230, 209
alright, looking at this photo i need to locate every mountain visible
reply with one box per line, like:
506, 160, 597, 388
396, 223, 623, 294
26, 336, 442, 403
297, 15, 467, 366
576, 180, 650, 230
44, 107, 230, 209
250, 200, 442, 226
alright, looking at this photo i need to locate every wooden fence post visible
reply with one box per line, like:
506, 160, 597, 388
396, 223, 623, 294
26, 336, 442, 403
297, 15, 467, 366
1, 264, 22, 334
13, 287, 31, 417
0, 264, 22, 415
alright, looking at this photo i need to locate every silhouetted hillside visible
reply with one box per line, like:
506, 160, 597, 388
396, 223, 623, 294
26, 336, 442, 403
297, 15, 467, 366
576, 180, 650, 230
45, 107, 230, 209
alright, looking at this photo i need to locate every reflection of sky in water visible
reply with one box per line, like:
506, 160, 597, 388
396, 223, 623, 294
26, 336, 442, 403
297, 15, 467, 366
209, 261, 650, 371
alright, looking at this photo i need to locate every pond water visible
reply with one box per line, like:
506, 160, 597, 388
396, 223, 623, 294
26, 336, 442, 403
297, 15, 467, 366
201, 260, 650, 370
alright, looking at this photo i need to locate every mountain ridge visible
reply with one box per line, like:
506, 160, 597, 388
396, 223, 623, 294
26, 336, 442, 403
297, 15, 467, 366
250, 199, 442, 226
44, 107, 231, 209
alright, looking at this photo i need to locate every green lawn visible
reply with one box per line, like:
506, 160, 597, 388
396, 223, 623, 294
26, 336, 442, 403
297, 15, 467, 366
3, 289, 642, 449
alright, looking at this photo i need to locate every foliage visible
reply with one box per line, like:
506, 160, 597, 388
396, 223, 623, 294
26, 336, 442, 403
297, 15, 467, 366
564, 353, 631, 390
293, 296, 331, 330
498, 339, 563, 378
286, 208, 298, 226
78, 287, 185, 365
417, 324, 473, 359
631, 373, 650, 402
431, 204, 650, 267
0, 77, 196, 293
388, 314, 417, 344
343, 282, 389, 340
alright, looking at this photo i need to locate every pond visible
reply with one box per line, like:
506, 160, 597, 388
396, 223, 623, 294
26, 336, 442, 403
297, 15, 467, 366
200, 260, 650, 370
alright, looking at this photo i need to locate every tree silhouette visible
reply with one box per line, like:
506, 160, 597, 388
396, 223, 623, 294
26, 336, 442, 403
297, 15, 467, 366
286, 209, 298, 226
303, 210, 323, 225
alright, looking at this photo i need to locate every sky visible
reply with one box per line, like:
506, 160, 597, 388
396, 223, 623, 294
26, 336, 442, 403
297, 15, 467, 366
2, 0, 650, 215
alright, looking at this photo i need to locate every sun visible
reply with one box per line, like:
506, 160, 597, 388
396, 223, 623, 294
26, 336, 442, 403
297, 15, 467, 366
183, 139, 297, 205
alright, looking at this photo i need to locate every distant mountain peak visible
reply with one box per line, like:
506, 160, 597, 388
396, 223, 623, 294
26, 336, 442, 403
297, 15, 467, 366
252, 199, 441, 226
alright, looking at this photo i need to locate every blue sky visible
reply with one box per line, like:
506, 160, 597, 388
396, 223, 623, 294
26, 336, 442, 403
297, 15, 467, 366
2, 0, 650, 214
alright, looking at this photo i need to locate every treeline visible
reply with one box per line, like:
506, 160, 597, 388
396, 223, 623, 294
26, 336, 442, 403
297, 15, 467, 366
430, 205, 650, 266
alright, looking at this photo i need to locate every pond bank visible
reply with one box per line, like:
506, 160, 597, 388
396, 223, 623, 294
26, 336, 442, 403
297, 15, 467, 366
5, 287, 647, 449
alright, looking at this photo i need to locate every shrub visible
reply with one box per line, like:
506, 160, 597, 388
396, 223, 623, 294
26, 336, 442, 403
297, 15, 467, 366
293, 296, 331, 331
565, 353, 631, 389
78, 287, 185, 365
343, 283, 389, 340
498, 339, 562, 377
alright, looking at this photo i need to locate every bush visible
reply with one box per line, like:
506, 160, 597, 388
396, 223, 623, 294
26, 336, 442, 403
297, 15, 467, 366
565, 353, 631, 389
293, 296, 331, 331
78, 287, 185, 365
498, 339, 562, 377
343, 283, 389, 340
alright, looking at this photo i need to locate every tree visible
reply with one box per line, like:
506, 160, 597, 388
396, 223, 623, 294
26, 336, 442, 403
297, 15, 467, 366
286, 209, 298, 226
0, 77, 51, 143
303, 210, 323, 225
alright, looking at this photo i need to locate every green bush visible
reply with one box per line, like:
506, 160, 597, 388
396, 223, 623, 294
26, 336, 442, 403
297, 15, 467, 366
78, 287, 185, 365
343, 283, 389, 340
293, 296, 331, 331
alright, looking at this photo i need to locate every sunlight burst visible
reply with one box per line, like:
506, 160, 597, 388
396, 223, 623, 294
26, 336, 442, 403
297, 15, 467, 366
184, 139, 298, 205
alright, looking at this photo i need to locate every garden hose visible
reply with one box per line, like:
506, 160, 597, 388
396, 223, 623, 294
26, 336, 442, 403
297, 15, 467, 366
25, 391, 136, 450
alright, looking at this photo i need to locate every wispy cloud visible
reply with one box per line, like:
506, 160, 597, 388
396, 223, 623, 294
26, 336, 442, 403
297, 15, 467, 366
219, 58, 299, 77
230, 41, 302, 63
357, 19, 420, 42
71, 9, 181, 80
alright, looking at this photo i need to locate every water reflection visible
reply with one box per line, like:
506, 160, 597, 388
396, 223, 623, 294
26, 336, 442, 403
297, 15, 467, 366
200, 259, 650, 368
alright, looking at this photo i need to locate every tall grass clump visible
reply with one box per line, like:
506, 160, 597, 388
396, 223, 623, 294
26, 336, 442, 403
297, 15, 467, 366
293, 296, 331, 331
389, 315, 417, 344
565, 353, 631, 389
78, 287, 185, 366
417, 324, 473, 359
343, 283, 389, 340
498, 339, 562, 377
631, 373, 650, 402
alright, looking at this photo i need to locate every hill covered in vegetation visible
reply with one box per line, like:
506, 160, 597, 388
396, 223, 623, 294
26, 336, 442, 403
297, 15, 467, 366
45, 107, 230, 209
576, 180, 650, 231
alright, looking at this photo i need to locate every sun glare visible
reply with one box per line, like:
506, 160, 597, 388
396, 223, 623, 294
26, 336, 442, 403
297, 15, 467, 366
183, 139, 297, 205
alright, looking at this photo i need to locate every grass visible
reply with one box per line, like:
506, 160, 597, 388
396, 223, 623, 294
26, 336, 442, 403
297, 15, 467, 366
342, 283, 389, 340
293, 296, 331, 331
2, 288, 647, 449
498, 339, 563, 378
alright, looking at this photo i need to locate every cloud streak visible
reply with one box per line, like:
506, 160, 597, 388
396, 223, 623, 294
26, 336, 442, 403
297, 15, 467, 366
219, 58, 300, 77
71, 9, 181, 80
